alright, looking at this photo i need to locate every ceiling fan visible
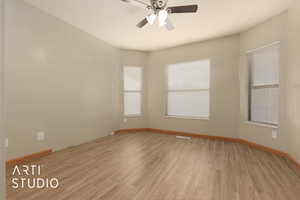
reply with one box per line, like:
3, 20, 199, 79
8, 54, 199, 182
120, 0, 198, 31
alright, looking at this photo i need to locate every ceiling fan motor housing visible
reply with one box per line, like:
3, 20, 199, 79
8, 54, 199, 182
151, 0, 167, 9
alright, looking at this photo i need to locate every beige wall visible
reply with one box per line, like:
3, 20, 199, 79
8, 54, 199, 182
147, 36, 240, 138
5, 0, 120, 160
239, 13, 288, 152
116, 50, 149, 130
0, 0, 5, 198
287, 0, 300, 163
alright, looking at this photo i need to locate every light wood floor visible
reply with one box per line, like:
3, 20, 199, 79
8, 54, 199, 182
6, 132, 300, 200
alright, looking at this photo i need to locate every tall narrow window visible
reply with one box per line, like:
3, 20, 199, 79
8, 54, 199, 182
123, 66, 142, 116
248, 43, 280, 126
167, 60, 210, 118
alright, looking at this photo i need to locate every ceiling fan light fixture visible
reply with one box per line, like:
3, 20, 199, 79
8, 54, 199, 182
158, 9, 168, 26
146, 13, 156, 25
122, 0, 199, 30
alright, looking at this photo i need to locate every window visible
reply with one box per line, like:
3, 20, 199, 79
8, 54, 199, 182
123, 66, 142, 116
167, 60, 210, 118
248, 43, 280, 126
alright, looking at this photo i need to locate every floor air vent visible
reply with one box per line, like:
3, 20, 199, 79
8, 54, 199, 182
176, 136, 192, 140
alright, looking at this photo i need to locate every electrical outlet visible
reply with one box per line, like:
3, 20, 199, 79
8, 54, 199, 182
123, 118, 127, 123
37, 132, 45, 141
272, 129, 277, 139
5, 138, 8, 148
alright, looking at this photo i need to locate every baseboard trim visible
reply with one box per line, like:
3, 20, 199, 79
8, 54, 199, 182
115, 128, 150, 134
147, 128, 242, 142
116, 128, 300, 169
6, 149, 52, 167
284, 154, 300, 170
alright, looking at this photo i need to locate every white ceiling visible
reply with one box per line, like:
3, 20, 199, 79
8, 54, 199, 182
24, 0, 291, 51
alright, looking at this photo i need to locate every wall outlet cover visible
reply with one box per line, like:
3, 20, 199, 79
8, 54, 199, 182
5, 138, 8, 148
123, 118, 127, 123
37, 132, 45, 141
272, 129, 277, 139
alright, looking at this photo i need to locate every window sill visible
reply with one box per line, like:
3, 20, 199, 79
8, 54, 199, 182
165, 115, 210, 121
245, 121, 278, 129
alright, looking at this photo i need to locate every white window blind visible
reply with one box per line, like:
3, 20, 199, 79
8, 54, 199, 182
167, 60, 210, 118
123, 66, 142, 116
248, 43, 280, 125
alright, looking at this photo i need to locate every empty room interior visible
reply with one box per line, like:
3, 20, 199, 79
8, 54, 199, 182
1, 0, 300, 199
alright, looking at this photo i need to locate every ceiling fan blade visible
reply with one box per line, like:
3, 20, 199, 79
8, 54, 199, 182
165, 18, 174, 31
136, 18, 148, 28
120, 0, 151, 9
168, 5, 198, 13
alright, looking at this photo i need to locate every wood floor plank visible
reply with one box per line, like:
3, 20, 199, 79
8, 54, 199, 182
6, 132, 300, 200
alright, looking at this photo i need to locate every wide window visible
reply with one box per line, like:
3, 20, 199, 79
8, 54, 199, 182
248, 43, 280, 126
123, 66, 142, 116
167, 60, 210, 118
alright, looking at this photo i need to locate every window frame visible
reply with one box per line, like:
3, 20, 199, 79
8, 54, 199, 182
164, 60, 211, 120
247, 42, 280, 127
122, 65, 143, 117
